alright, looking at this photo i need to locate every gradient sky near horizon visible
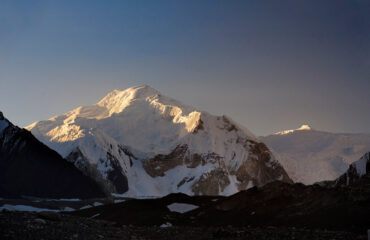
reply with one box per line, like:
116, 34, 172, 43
0, 0, 369, 136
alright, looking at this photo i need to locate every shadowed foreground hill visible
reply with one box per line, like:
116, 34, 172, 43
0, 111, 105, 199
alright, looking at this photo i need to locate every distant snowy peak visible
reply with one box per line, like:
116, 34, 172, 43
274, 124, 313, 135
262, 127, 370, 185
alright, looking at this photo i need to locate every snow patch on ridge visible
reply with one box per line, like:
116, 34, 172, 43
167, 203, 199, 213
0, 204, 60, 212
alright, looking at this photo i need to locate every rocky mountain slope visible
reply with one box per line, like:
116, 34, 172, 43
0, 111, 105, 199
27, 85, 291, 196
261, 126, 370, 184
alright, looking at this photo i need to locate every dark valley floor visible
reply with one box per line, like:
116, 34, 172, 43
0, 211, 366, 240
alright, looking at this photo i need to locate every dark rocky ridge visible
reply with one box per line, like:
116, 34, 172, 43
70, 181, 370, 233
0, 111, 105, 199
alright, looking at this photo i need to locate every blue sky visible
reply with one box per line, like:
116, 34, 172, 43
0, 0, 369, 135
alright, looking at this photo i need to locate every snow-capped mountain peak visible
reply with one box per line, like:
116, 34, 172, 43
27, 85, 292, 196
95, 85, 199, 119
97, 85, 162, 115
274, 124, 313, 135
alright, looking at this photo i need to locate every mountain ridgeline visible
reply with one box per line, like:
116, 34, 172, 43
0, 112, 105, 199
27, 85, 292, 197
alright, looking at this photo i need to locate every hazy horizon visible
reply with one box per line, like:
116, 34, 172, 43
1, 0, 369, 136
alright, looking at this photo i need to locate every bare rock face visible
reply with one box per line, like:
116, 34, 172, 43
235, 140, 292, 189
27, 85, 292, 196
143, 145, 223, 177
143, 144, 231, 195
192, 169, 230, 195
143, 145, 188, 177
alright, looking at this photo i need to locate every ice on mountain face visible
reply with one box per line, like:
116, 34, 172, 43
27, 85, 291, 196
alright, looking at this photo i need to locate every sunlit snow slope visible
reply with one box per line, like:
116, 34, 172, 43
27, 85, 291, 196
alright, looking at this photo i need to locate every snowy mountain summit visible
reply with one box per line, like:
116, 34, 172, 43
274, 124, 313, 135
27, 85, 291, 196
